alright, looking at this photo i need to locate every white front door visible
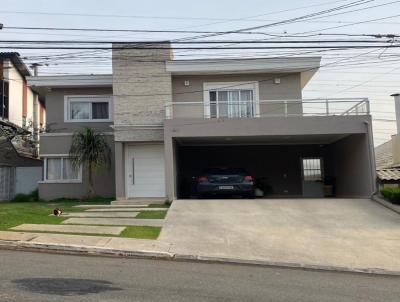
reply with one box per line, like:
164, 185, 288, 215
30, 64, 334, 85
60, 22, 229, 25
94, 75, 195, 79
126, 145, 165, 198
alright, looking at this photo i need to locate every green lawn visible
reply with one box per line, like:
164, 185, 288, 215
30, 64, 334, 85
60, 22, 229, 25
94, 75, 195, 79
136, 210, 167, 219
0, 197, 112, 231
0, 197, 167, 240
120, 226, 161, 239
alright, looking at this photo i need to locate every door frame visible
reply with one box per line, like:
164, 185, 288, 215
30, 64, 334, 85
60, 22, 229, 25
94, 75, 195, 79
300, 157, 324, 197
124, 143, 165, 198
203, 82, 260, 118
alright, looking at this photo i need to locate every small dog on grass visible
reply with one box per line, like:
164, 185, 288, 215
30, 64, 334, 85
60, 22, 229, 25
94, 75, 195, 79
53, 208, 63, 216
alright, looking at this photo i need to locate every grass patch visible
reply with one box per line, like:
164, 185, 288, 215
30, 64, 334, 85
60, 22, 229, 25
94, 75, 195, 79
148, 203, 170, 208
0, 197, 163, 239
120, 226, 161, 239
136, 211, 167, 219
0, 197, 112, 231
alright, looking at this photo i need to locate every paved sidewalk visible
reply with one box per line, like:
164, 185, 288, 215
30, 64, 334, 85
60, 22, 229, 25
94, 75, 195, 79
0, 231, 171, 253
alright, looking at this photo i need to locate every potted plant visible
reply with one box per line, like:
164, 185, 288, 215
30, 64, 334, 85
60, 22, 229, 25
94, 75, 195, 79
324, 176, 335, 197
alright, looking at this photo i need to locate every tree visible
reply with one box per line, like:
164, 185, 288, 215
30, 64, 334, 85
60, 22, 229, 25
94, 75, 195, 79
69, 127, 111, 198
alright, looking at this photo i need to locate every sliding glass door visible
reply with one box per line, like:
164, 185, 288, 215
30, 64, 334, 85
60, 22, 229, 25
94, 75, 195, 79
209, 89, 255, 118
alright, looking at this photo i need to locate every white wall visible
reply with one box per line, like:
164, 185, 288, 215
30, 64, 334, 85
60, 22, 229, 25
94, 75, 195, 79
4, 60, 23, 126
15, 167, 42, 195
3, 59, 37, 128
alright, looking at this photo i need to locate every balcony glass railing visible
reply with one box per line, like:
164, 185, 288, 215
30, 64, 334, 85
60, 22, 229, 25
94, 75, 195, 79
165, 98, 370, 119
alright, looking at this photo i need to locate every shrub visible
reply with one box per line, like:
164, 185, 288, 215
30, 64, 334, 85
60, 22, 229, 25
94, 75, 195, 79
380, 187, 400, 204
11, 190, 40, 202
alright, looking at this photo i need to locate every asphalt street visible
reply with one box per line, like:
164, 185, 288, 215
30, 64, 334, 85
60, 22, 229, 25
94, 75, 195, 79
0, 249, 399, 301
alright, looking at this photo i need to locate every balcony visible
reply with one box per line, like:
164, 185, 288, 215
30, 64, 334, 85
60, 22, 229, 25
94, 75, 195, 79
165, 98, 370, 119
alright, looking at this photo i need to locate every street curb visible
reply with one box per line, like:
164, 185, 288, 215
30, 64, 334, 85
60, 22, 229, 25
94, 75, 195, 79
0, 240, 174, 260
1, 240, 400, 276
371, 195, 400, 215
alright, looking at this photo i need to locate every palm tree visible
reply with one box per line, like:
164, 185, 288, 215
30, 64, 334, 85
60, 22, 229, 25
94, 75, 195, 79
69, 127, 111, 198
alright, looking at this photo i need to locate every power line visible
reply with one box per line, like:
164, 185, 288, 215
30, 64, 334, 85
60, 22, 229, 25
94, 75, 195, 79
175, 0, 375, 41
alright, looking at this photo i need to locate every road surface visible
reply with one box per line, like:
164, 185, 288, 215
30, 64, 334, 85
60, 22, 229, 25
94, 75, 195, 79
0, 250, 399, 301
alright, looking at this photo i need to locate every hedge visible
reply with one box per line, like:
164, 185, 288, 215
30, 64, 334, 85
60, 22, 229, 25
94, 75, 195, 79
380, 187, 400, 204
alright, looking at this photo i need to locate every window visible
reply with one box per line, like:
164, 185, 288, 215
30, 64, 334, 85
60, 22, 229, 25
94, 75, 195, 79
204, 82, 258, 118
44, 157, 81, 182
302, 158, 323, 181
209, 89, 254, 118
0, 80, 9, 119
65, 96, 111, 122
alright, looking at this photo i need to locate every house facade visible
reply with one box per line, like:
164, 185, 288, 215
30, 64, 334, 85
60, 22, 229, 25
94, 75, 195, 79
30, 42, 376, 201
0, 53, 45, 200
0, 52, 45, 137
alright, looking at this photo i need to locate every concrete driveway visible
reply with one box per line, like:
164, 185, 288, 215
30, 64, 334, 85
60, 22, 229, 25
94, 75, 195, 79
159, 198, 400, 271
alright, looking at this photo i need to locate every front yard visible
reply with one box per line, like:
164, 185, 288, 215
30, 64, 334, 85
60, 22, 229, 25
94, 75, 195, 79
0, 197, 169, 240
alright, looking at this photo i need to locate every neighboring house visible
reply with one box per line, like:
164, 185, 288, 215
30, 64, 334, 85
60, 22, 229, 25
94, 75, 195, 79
0, 53, 44, 200
29, 42, 376, 201
375, 93, 400, 187
27, 75, 114, 200
0, 52, 45, 137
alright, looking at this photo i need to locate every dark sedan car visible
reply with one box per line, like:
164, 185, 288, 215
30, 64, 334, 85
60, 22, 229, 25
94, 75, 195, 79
195, 168, 255, 198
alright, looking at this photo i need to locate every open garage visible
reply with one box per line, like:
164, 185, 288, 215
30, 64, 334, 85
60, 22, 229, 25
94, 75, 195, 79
174, 134, 375, 199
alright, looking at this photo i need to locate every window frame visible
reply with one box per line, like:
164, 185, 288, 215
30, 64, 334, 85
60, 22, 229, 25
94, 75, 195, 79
0, 80, 9, 120
203, 82, 259, 119
42, 155, 82, 183
64, 95, 112, 123
301, 157, 324, 182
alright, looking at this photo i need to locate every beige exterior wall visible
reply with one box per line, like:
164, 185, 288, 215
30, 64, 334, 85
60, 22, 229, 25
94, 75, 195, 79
44, 87, 113, 133
112, 43, 173, 142
171, 73, 302, 118
39, 134, 116, 200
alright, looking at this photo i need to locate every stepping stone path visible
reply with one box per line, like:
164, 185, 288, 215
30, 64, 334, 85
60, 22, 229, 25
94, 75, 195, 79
60, 212, 139, 218
74, 205, 148, 208
85, 208, 166, 212
11, 224, 125, 235
62, 218, 164, 227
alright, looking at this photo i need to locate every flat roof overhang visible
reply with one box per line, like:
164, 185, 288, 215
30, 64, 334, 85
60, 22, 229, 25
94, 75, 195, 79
26, 74, 112, 95
166, 57, 321, 87
174, 134, 351, 146
165, 115, 372, 140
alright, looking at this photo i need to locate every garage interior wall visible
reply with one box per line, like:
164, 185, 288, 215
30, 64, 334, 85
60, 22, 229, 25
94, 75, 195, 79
329, 134, 375, 197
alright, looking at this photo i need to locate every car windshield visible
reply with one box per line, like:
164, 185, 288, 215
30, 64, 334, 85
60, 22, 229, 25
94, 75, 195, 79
203, 168, 247, 175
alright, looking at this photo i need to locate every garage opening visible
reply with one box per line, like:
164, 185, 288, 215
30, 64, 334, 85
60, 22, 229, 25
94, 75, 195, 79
174, 134, 373, 199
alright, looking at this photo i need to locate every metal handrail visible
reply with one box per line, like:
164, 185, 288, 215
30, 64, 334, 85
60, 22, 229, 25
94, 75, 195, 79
165, 98, 370, 119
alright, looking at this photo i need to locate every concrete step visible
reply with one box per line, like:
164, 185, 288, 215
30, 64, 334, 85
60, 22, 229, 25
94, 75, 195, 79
85, 208, 167, 212
62, 218, 164, 227
111, 198, 165, 206
11, 224, 126, 235
61, 212, 139, 218
74, 205, 148, 209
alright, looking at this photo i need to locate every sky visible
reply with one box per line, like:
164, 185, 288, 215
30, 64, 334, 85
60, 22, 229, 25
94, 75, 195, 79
0, 0, 399, 145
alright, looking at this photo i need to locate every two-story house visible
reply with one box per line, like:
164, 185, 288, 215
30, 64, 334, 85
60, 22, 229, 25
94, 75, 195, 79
29, 42, 376, 201
1, 52, 45, 134
0, 52, 45, 200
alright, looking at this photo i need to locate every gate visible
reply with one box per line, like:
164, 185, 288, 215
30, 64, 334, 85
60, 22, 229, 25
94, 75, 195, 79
0, 166, 15, 201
